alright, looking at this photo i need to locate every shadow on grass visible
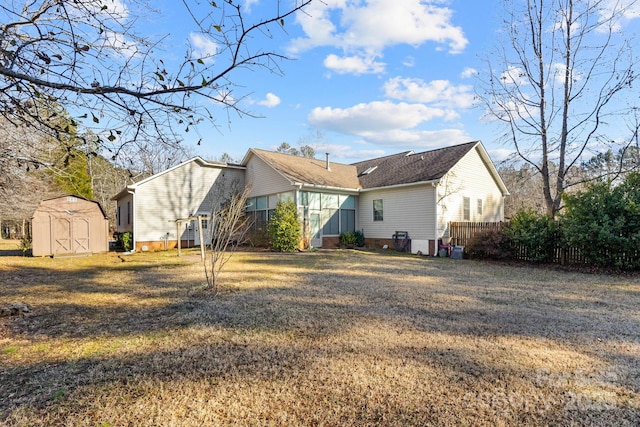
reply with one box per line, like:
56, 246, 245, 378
1, 249, 639, 425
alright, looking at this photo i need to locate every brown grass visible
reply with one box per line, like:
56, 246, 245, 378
1, 241, 639, 426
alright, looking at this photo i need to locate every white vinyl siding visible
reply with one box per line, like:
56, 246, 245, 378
245, 155, 295, 197
115, 193, 133, 233
437, 146, 505, 236
134, 160, 245, 244
359, 184, 436, 241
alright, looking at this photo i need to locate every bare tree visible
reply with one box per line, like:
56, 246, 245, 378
276, 141, 316, 158
477, 0, 638, 217
497, 163, 547, 217
217, 152, 239, 163
0, 0, 313, 165
203, 182, 251, 295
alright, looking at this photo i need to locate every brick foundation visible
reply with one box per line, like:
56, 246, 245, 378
135, 240, 199, 252
321, 236, 341, 248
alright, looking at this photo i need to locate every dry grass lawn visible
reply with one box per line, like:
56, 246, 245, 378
0, 239, 639, 426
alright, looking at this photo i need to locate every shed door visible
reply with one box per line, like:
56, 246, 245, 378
52, 217, 91, 255
53, 218, 72, 255
72, 218, 90, 253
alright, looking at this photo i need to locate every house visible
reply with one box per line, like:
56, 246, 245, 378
353, 141, 508, 254
242, 148, 361, 248
112, 141, 508, 254
112, 157, 245, 251
32, 195, 109, 256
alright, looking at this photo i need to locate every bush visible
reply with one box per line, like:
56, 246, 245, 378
19, 234, 32, 256
562, 172, 640, 269
354, 230, 365, 247
267, 200, 301, 252
465, 228, 512, 260
339, 232, 357, 248
503, 209, 559, 263
118, 231, 133, 252
340, 230, 365, 248
246, 225, 270, 248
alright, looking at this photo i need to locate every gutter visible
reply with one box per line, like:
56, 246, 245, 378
293, 182, 360, 194
359, 179, 441, 192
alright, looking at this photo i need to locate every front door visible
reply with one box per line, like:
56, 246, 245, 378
310, 212, 322, 248
192, 215, 209, 247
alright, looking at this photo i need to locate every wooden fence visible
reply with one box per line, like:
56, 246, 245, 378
449, 221, 638, 267
449, 222, 505, 248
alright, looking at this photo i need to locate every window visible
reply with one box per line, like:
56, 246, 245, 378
373, 199, 383, 221
322, 209, 340, 235
201, 219, 208, 229
117, 206, 121, 226
322, 193, 339, 209
255, 196, 267, 210
477, 199, 483, 217
309, 192, 321, 210
463, 197, 470, 221
127, 201, 131, 224
341, 209, 356, 233
340, 195, 355, 209
299, 191, 309, 206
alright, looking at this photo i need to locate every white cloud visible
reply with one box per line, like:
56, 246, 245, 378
308, 100, 468, 147
309, 101, 456, 135
599, 0, 640, 30
323, 54, 386, 75
383, 77, 475, 109
84, 0, 129, 18
243, 0, 260, 12
101, 30, 139, 57
403, 56, 416, 67
488, 148, 516, 162
308, 143, 386, 161
552, 62, 582, 85
190, 33, 218, 61
500, 66, 528, 86
257, 93, 281, 108
361, 129, 470, 147
290, 0, 468, 66
460, 67, 477, 79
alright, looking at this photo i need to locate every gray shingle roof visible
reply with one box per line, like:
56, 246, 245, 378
353, 141, 479, 189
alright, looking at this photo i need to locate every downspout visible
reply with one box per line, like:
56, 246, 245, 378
432, 181, 439, 256
129, 189, 136, 252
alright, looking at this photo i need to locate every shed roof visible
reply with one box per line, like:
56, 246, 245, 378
34, 194, 108, 219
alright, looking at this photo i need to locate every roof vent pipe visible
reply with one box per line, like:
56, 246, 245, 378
325, 153, 331, 171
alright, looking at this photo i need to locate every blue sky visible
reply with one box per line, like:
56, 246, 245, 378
138, 0, 638, 165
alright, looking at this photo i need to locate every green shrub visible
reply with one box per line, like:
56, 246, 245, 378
503, 209, 559, 263
339, 232, 357, 248
120, 231, 133, 252
19, 234, 32, 256
354, 230, 365, 247
267, 200, 301, 252
562, 172, 640, 269
339, 230, 365, 248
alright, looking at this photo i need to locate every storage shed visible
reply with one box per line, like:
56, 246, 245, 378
32, 195, 109, 257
